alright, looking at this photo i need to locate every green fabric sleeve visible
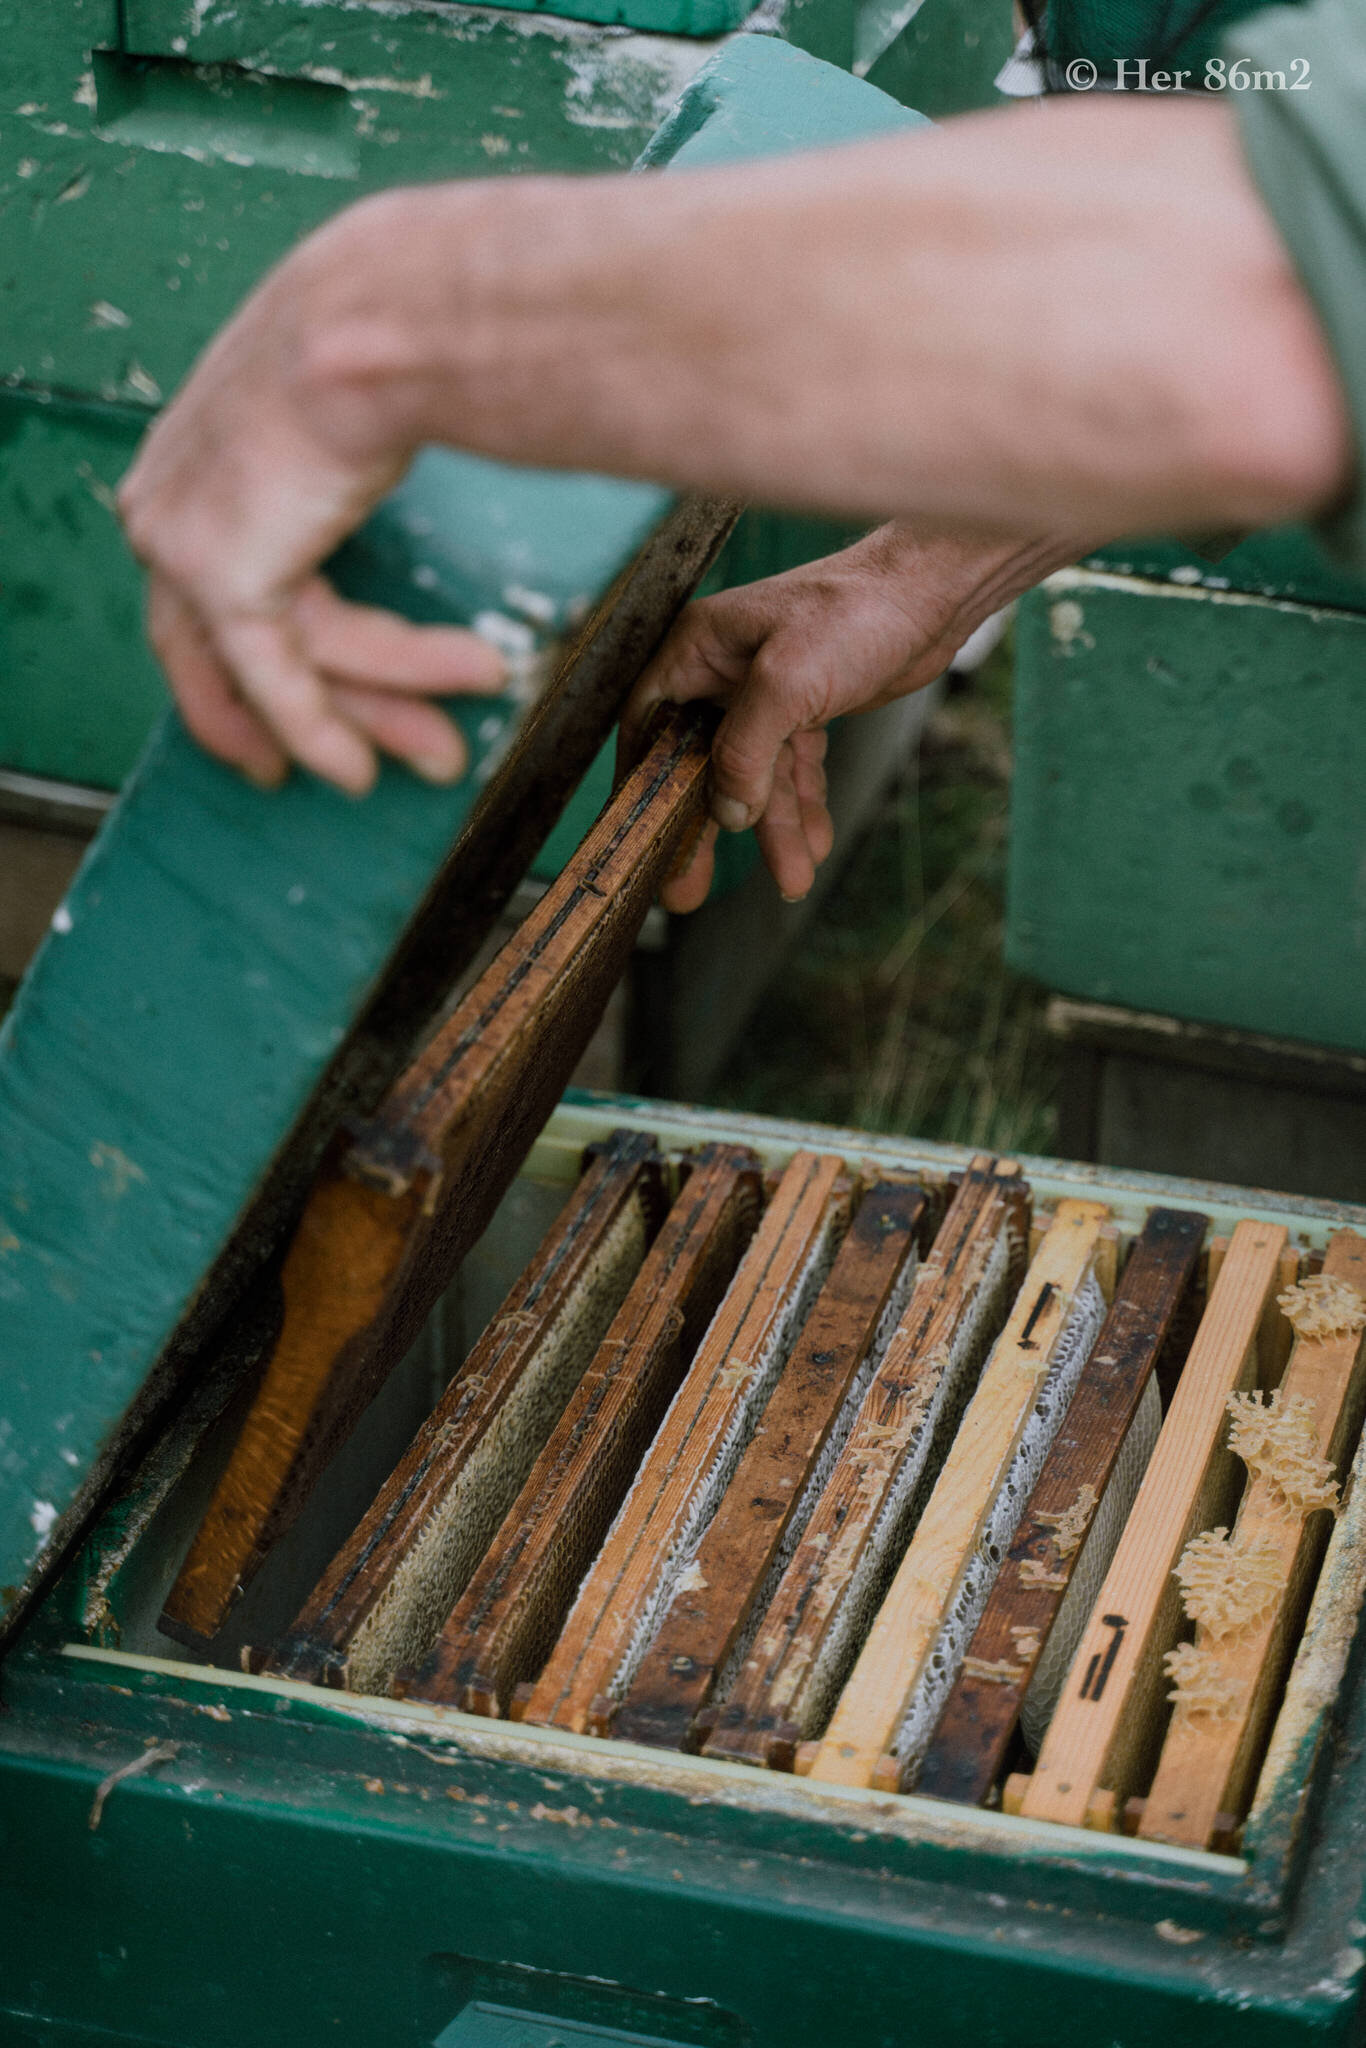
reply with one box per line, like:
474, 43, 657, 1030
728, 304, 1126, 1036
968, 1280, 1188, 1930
1225, 0, 1366, 569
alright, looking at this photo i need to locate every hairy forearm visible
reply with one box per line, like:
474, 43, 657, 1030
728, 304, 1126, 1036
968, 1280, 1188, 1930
290, 94, 1349, 540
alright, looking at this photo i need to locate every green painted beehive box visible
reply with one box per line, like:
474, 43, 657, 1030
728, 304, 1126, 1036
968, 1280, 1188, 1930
1006, 568, 1366, 1054
6, 1097, 1366, 2048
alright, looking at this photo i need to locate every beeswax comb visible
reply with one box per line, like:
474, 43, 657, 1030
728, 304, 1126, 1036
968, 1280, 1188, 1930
160, 707, 715, 1648
1139, 1230, 1366, 1849
522, 1149, 854, 1737
701, 1154, 1027, 1771
811, 1199, 1114, 1791
614, 1179, 924, 1754
1020, 1217, 1289, 1830
396, 1145, 763, 1716
269, 1131, 667, 1695
915, 1205, 1206, 1806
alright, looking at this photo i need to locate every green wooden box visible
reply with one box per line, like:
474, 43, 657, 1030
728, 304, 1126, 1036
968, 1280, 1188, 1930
5, 1095, 1366, 2048
1006, 568, 1366, 1056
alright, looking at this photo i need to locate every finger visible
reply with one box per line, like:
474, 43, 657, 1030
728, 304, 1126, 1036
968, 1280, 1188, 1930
622, 607, 753, 757
329, 683, 468, 784
213, 612, 378, 794
709, 664, 805, 836
755, 744, 817, 904
293, 578, 507, 694
659, 818, 719, 917
791, 728, 834, 869
147, 578, 288, 787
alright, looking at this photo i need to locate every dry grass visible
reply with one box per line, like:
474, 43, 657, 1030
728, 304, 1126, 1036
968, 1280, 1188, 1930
710, 643, 1059, 1156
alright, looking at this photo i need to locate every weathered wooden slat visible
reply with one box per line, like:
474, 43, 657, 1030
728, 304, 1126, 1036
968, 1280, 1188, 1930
267, 1131, 666, 1694
913, 1206, 1207, 1806
1138, 1230, 1366, 1848
395, 1144, 763, 1715
613, 1181, 927, 1754
522, 1150, 855, 1736
700, 1155, 1027, 1771
810, 1199, 1113, 1791
1020, 1217, 1289, 1829
160, 709, 715, 1648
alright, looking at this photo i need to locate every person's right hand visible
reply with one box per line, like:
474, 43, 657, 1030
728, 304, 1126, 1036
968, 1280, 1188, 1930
624, 521, 1077, 912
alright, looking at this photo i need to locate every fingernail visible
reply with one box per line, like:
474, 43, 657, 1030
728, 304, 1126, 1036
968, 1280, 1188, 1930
412, 751, 465, 785
711, 795, 751, 834
780, 889, 809, 905
315, 728, 377, 797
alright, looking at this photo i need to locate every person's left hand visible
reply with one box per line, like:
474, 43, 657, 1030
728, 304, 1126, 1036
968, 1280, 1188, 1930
622, 521, 1041, 912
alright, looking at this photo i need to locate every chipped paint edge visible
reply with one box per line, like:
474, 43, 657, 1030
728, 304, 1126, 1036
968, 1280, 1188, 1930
58, 1643, 1240, 1880
1044, 566, 1366, 629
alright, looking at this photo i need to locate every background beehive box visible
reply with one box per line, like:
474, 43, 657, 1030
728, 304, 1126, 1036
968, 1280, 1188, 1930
1006, 569, 1366, 1057
9, 1098, 1366, 2047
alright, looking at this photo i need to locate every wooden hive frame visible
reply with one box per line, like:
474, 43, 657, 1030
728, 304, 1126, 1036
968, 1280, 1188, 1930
614, 1179, 927, 1753
1018, 1217, 1290, 1830
810, 1199, 1116, 1791
520, 1149, 855, 1736
1138, 1229, 1366, 1849
914, 1205, 1207, 1806
395, 1144, 762, 1716
268, 1130, 667, 1695
699, 1155, 1028, 1770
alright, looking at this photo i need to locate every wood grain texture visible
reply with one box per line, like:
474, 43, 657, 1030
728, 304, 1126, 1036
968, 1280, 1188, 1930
1139, 1229, 1366, 1848
811, 1199, 1113, 1791
914, 1205, 1208, 1807
395, 1144, 763, 1715
523, 1150, 855, 1736
1021, 1217, 1289, 1829
700, 1155, 1027, 1770
160, 709, 715, 1646
613, 1181, 927, 1753
268, 1131, 666, 1693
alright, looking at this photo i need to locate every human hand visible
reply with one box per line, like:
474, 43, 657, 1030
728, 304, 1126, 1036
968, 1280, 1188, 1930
624, 521, 1074, 913
118, 207, 507, 795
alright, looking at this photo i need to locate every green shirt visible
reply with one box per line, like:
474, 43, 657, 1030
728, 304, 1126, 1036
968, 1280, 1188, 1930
1228, 0, 1366, 569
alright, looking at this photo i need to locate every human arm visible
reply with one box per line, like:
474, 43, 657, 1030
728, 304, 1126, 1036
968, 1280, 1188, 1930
119, 91, 1350, 793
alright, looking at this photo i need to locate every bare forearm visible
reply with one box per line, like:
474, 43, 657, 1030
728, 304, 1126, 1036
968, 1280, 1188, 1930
118, 85, 1351, 800
293, 95, 1349, 539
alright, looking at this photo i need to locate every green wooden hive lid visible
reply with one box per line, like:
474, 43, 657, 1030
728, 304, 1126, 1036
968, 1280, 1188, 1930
0, 36, 926, 1637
